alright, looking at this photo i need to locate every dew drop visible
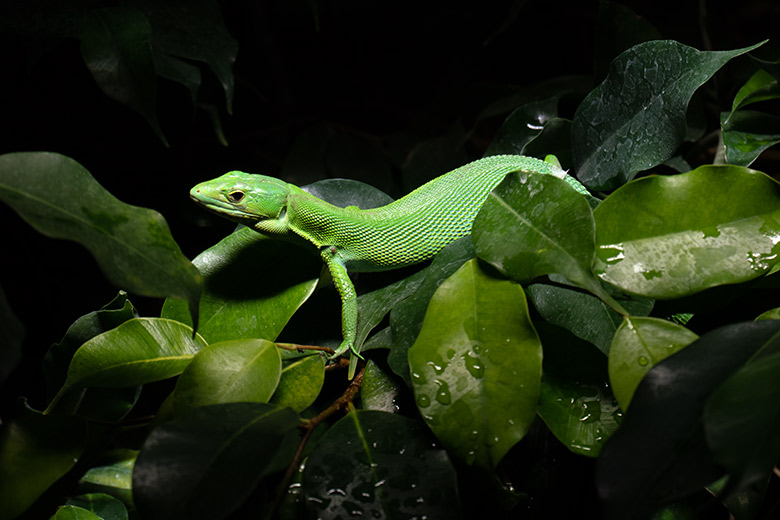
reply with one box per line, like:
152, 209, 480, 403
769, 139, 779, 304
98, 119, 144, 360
434, 379, 451, 405
638, 356, 649, 366
417, 394, 431, 408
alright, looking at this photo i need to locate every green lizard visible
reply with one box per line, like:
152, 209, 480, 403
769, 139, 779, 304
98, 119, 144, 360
190, 154, 590, 358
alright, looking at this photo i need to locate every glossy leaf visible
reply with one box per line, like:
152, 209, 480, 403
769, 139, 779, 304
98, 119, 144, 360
361, 360, 403, 413
484, 97, 559, 157
0, 152, 201, 327
536, 324, 622, 457
721, 110, 780, 166
47, 318, 207, 412
78, 450, 137, 507
269, 353, 325, 412
133, 403, 299, 520
387, 236, 475, 381
527, 276, 653, 355
80, 7, 166, 144
302, 410, 461, 519
473, 171, 616, 307
162, 227, 319, 344
136, 0, 238, 113
609, 317, 699, 410
50, 506, 103, 520
731, 69, 780, 112
408, 259, 542, 469
0, 412, 87, 520
597, 320, 780, 520
704, 335, 780, 490
173, 339, 281, 415
65, 494, 128, 520
572, 40, 764, 189
43, 292, 138, 418
594, 165, 780, 298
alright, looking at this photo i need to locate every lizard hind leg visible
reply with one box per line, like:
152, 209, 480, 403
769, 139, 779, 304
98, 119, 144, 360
320, 248, 363, 359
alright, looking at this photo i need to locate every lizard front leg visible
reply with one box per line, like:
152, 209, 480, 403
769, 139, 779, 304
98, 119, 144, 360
321, 246, 361, 359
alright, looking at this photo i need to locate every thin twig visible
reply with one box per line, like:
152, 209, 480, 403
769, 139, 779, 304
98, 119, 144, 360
264, 363, 365, 519
276, 342, 336, 355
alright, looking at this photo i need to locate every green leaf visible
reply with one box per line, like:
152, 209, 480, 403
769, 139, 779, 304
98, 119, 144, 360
360, 360, 402, 413
133, 403, 299, 520
172, 339, 281, 415
0, 411, 87, 520
0, 284, 24, 385
47, 318, 207, 412
161, 227, 319, 344
78, 450, 137, 507
594, 165, 780, 298
0, 152, 201, 329
484, 97, 559, 157
43, 292, 138, 418
387, 236, 475, 382
704, 336, 780, 490
65, 494, 128, 520
135, 0, 238, 113
527, 276, 654, 355
721, 110, 780, 166
152, 50, 201, 102
50, 506, 103, 520
536, 324, 622, 457
597, 320, 780, 520
408, 259, 542, 469
572, 40, 765, 189
609, 317, 699, 410
269, 353, 325, 412
302, 410, 461, 519
756, 307, 780, 320
731, 69, 780, 112
80, 7, 167, 145
473, 171, 617, 309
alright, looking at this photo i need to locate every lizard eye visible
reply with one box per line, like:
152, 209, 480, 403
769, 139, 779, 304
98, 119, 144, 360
227, 190, 245, 203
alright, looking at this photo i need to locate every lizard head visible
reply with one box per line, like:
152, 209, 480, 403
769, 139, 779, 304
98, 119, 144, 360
190, 171, 290, 231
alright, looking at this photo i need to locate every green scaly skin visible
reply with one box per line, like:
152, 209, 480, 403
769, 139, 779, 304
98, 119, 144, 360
190, 154, 590, 358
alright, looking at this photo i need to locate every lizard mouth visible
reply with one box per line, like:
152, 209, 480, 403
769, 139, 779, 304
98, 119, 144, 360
189, 192, 261, 222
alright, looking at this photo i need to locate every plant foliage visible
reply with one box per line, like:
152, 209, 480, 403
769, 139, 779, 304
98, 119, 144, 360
1, 2, 780, 519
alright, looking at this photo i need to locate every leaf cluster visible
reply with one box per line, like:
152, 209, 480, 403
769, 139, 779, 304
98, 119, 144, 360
2, 2, 780, 520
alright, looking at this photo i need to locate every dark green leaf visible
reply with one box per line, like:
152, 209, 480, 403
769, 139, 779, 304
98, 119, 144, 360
46, 318, 207, 412
536, 324, 622, 457
80, 7, 167, 144
408, 259, 541, 469
0, 411, 87, 520
721, 110, 780, 166
66, 494, 128, 520
135, 0, 238, 113
484, 97, 559, 157
78, 450, 137, 507
133, 403, 299, 520
303, 178, 395, 210
704, 335, 780, 490
756, 307, 780, 320
473, 171, 615, 307
173, 339, 281, 416
269, 353, 325, 411
161, 227, 319, 344
302, 410, 461, 519
0, 152, 201, 328
594, 1, 663, 80
609, 317, 699, 410
387, 236, 475, 382
0, 284, 24, 385
597, 320, 780, 520
152, 50, 201, 102
731, 69, 780, 112
573, 40, 764, 189
360, 360, 403, 413
527, 276, 654, 355
594, 165, 780, 298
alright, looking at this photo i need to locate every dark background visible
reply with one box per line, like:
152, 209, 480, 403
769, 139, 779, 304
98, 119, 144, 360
1, 0, 778, 411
